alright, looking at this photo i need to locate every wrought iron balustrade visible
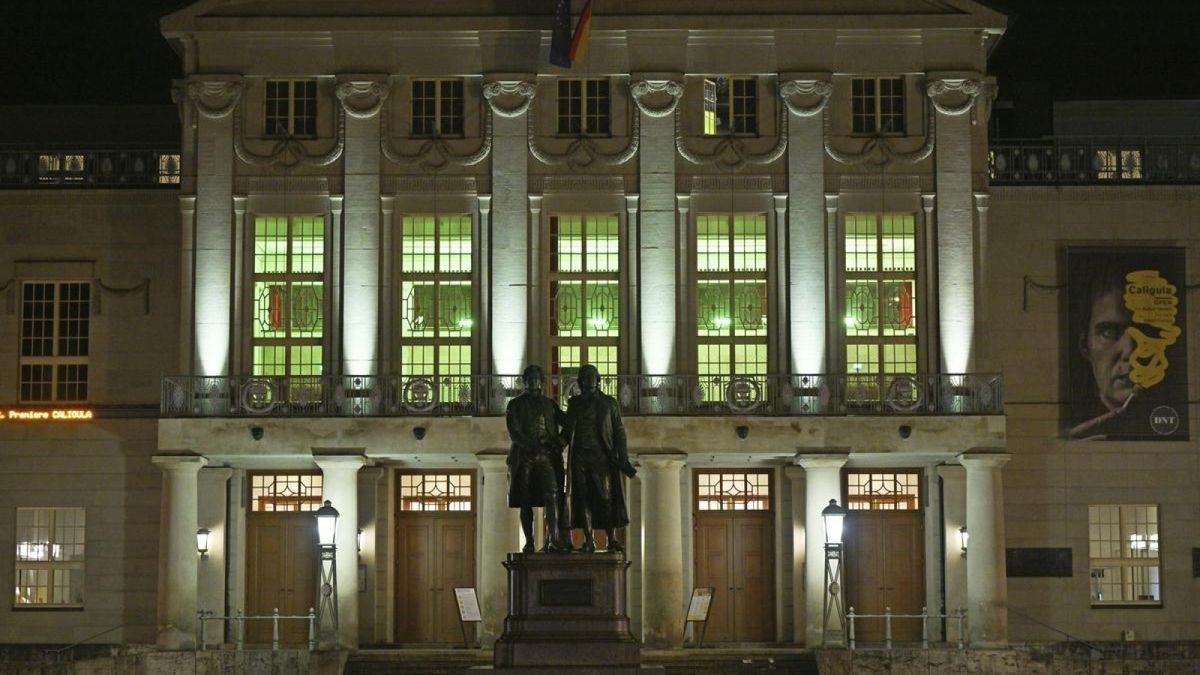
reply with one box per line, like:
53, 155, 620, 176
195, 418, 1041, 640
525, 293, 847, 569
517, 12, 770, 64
989, 137, 1200, 185
161, 372, 1002, 418
0, 146, 181, 188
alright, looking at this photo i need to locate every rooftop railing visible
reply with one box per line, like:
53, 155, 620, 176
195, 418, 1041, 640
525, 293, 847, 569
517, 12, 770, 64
989, 137, 1200, 185
0, 147, 181, 188
160, 372, 1003, 418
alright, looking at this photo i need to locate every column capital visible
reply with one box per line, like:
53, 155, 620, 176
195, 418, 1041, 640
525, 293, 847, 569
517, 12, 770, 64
973, 192, 991, 211
675, 194, 691, 212
773, 193, 788, 212
477, 193, 493, 216
926, 77, 994, 117
232, 195, 247, 215
328, 194, 345, 215
335, 77, 390, 119
178, 195, 196, 212
186, 76, 243, 120
936, 464, 965, 481
824, 193, 839, 214
795, 453, 849, 470
779, 79, 832, 118
528, 194, 543, 214
199, 466, 233, 482
624, 194, 640, 214
922, 193, 936, 212
957, 451, 1011, 469
153, 455, 207, 472
630, 79, 684, 118
483, 80, 536, 118
380, 194, 395, 215
636, 451, 687, 471
476, 450, 510, 471
313, 453, 368, 472
784, 465, 806, 482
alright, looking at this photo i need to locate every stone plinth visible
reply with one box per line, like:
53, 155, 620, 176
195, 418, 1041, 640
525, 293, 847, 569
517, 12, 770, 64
494, 552, 639, 668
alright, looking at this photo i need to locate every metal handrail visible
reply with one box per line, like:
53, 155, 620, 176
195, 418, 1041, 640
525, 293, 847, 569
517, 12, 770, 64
42, 623, 126, 660
197, 608, 317, 652
1007, 606, 1103, 657
847, 606, 967, 651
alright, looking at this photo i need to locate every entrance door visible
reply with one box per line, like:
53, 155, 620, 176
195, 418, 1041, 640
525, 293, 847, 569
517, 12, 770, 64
692, 470, 775, 643
394, 471, 476, 644
246, 512, 318, 645
842, 471, 925, 643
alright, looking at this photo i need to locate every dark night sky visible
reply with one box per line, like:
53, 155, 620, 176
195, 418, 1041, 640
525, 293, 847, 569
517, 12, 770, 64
1, 1, 1198, 137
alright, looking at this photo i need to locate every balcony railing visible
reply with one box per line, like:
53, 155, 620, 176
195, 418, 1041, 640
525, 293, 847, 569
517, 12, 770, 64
989, 137, 1200, 185
0, 147, 181, 188
160, 373, 1003, 418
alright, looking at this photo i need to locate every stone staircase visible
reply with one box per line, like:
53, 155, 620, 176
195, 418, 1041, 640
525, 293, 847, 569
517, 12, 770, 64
345, 648, 820, 675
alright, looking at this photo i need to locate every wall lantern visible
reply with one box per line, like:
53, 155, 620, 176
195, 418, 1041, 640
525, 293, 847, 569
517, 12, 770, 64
316, 500, 339, 548
196, 528, 211, 558
959, 526, 969, 557
822, 499, 848, 545
357, 529, 364, 554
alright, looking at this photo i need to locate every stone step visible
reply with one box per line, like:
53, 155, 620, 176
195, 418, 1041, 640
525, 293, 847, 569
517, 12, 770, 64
345, 649, 819, 675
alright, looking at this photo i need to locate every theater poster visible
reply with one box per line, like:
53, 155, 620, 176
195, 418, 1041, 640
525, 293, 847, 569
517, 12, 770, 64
1066, 248, 1188, 441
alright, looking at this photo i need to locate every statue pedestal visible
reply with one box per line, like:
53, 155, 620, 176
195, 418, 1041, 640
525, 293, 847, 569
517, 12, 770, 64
494, 552, 641, 668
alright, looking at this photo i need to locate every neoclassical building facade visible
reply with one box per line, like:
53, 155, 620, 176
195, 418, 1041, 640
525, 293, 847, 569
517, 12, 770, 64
1, 0, 1197, 657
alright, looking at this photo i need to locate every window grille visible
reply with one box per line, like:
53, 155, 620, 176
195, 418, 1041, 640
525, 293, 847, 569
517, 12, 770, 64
558, 79, 610, 136
843, 214, 917, 390
252, 216, 325, 395
265, 80, 317, 137
14, 508, 86, 607
845, 472, 921, 511
250, 474, 324, 512
852, 77, 905, 135
549, 214, 620, 384
20, 282, 90, 402
398, 472, 474, 512
1089, 504, 1160, 605
1094, 149, 1143, 180
412, 79, 465, 137
158, 153, 181, 184
696, 213, 768, 402
696, 471, 772, 511
703, 77, 757, 135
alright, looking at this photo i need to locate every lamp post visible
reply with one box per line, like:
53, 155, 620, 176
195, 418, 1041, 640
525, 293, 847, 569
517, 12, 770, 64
821, 498, 848, 646
315, 500, 339, 648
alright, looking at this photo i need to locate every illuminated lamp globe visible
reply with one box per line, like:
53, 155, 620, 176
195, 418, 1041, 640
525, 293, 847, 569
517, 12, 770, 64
821, 498, 848, 545
315, 500, 339, 548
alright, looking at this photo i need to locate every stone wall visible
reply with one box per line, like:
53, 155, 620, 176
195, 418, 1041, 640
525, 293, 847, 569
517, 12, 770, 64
819, 642, 1200, 675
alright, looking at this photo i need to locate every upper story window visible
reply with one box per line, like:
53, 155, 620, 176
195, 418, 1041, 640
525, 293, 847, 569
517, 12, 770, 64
20, 282, 90, 402
558, 79, 610, 136
1094, 148, 1143, 180
844, 213, 917, 384
549, 214, 620, 384
1089, 504, 1160, 605
37, 154, 86, 184
14, 507, 86, 608
703, 77, 757, 135
158, 153, 181, 185
265, 80, 317, 137
252, 216, 325, 391
398, 214, 474, 403
696, 213, 768, 402
852, 77, 905, 135
412, 79, 464, 137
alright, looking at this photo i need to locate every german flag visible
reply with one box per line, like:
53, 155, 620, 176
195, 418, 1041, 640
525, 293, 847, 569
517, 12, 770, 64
568, 0, 593, 65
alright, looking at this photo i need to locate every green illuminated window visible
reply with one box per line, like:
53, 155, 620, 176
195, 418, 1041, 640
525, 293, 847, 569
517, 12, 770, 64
696, 213, 768, 402
549, 214, 620, 386
251, 216, 325, 390
843, 213, 917, 386
398, 215, 473, 401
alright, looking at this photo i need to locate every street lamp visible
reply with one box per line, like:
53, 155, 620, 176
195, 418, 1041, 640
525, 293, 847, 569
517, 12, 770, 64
196, 528, 211, 558
315, 500, 339, 647
821, 498, 848, 646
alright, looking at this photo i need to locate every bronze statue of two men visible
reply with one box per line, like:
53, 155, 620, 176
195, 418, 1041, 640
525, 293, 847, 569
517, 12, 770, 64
506, 364, 636, 554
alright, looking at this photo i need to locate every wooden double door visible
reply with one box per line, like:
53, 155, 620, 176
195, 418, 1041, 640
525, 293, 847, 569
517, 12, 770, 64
246, 512, 318, 645
395, 511, 476, 643
844, 510, 925, 642
693, 511, 775, 642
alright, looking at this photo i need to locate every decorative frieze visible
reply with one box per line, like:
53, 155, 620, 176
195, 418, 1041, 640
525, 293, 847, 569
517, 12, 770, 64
186, 79, 243, 120
483, 81, 536, 118
335, 81, 390, 119
528, 80, 638, 171
382, 175, 478, 194
630, 80, 683, 118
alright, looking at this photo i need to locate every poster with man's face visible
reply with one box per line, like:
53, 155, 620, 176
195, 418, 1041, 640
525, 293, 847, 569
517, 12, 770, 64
1067, 248, 1188, 441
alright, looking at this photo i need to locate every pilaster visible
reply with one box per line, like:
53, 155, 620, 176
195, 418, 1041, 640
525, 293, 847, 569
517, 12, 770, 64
796, 452, 849, 647
314, 453, 368, 649
197, 466, 232, 644
153, 454, 207, 649
938, 463, 967, 645
959, 451, 1011, 647
638, 452, 687, 648
476, 451, 521, 645
784, 465, 807, 644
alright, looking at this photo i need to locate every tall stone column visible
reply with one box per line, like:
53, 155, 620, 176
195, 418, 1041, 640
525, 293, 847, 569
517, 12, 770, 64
781, 80, 831, 374
477, 452, 520, 645
796, 453, 848, 646
186, 78, 240, 376
337, 79, 389, 376
631, 80, 683, 375
197, 466, 232, 644
177, 195, 196, 374
638, 452, 686, 648
929, 78, 989, 374
315, 454, 367, 649
959, 452, 1011, 647
784, 466, 807, 643
938, 464, 968, 644
153, 455, 206, 649
483, 80, 535, 374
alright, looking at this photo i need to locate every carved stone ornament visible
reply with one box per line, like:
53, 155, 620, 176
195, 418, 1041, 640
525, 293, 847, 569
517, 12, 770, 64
676, 84, 788, 169
233, 105, 346, 168
335, 81, 390, 119
630, 80, 683, 118
823, 78, 938, 167
926, 78, 994, 117
528, 79, 638, 171
483, 81, 536, 118
187, 80, 243, 119
381, 98, 492, 170
779, 80, 832, 118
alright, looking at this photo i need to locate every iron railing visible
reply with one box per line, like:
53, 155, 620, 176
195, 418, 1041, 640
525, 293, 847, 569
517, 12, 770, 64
161, 372, 1002, 418
847, 606, 967, 650
989, 137, 1200, 185
0, 147, 181, 188
197, 608, 317, 651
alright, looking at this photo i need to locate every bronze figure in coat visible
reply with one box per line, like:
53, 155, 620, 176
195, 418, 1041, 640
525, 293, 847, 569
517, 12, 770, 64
563, 364, 636, 553
506, 365, 568, 552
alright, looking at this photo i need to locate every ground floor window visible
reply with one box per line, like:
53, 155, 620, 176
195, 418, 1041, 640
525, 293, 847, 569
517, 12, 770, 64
1089, 504, 1160, 605
845, 471, 921, 510
251, 473, 323, 512
14, 507, 86, 607
399, 472, 474, 512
